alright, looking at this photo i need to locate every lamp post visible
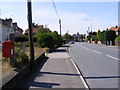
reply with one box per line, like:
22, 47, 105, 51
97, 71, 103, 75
85, 19, 92, 42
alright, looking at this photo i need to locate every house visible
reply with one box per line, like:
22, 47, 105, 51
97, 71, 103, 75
0, 18, 14, 43
25, 24, 44, 35
24, 24, 51, 35
108, 26, 120, 35
73, 32, 84, 42
13, 22, 23, 38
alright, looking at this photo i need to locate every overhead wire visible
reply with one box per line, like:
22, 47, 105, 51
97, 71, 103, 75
51, 0, 62, 36
51, 0, 60, 20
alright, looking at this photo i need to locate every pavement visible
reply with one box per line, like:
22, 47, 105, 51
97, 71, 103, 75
18, 44, 86, 89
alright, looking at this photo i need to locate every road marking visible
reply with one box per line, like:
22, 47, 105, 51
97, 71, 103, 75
85, 48, 90, 50
92, 50, 102, 54
106, 55, 120, 61
70, 58, 90, 89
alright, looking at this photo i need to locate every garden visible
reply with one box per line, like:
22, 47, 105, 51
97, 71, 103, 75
1, 27, 63, 78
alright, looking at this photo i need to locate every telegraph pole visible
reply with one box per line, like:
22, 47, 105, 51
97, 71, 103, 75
27, 0, 35, 72
59, 19, 61, 36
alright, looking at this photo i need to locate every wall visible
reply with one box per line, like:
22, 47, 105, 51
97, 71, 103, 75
1, 52, 45, 89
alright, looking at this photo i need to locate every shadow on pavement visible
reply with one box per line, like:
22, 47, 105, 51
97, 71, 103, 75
53, 49, 67, 52
85, 76, 120, 79
17, 57, 58, 89
61, 45, 69, 47
29, 82, 60, 88
38, 72, 81, 76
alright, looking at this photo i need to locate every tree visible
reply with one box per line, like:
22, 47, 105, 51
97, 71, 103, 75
105, 30, 116, 41
36, 27, 51, 34
35, 33, 55, 48
97, 29, 101, 41
50, 31, 63, 47
92, 35, 98, 41
115, 36, 120, 41
15, 35, 28, 42
62, 33, 73, 43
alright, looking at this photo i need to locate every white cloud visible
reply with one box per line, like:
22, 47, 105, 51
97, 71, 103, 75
0, 2, 117, 35
32, 6, 117, 35
32, 7, 90, 34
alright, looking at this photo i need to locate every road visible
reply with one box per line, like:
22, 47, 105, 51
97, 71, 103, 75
0, 44, 2, 88
69, 42, 120, 88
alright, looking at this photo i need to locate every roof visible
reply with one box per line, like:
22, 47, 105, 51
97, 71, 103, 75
2, 18, 12, 26
109, 26, 120, 31
25, 28, 38, 34
25, 25, 51, 34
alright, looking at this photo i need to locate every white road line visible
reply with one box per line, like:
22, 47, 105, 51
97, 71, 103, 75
106, 55, 120, 61
70, 58, 90, 89
92, 50, 102, 54
85, 48, 90, 50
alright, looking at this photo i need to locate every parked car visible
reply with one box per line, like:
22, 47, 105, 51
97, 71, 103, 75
70, 40, 75, 44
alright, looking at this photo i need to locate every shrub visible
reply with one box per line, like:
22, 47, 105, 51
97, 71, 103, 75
115, 36, 120, 41
92, 35, 98, 41
15, 35, 28, 42
19, 53, 29, 64
24, 42, 29, 47
15, 49, 29, 68
35, 33, 55, 48
15, 42, 22, 47
2, 57, 9, 62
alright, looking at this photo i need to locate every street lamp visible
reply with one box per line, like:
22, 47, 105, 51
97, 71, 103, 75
85, 19, 92, 42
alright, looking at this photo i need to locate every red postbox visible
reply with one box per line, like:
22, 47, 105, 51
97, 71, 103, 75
2, 41, 14, 58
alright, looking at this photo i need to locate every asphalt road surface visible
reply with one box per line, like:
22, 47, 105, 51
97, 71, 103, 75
69, 42, 120, 88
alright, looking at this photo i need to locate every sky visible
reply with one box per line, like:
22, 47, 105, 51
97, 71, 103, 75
0, 1, 119, 35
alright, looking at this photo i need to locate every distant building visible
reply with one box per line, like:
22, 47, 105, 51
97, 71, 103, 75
0, 18, 14, 43
25, 24, 44, 35
24, 24, 51, 35
13, 22, 23, 38
73, 32, 84, 42
108, 26, 120, 35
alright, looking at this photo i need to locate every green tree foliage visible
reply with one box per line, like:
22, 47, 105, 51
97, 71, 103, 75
97, 29, 101, 41
115, 36, 120, 41
15, 35, 28, 42
35, 33, 55, 48
86, 35, 91, 41
36, 27, 51, 34
62, 33, 73, 43
105, 30, 117, 41
92, 35, 98, 41
50, 31, 63, 47
34, 29, 63, 48
98, 31, 106, 41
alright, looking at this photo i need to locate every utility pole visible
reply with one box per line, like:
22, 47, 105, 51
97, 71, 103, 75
27, 0, 35, 72
59, 19, 61, 36
67, 30, 69, 43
